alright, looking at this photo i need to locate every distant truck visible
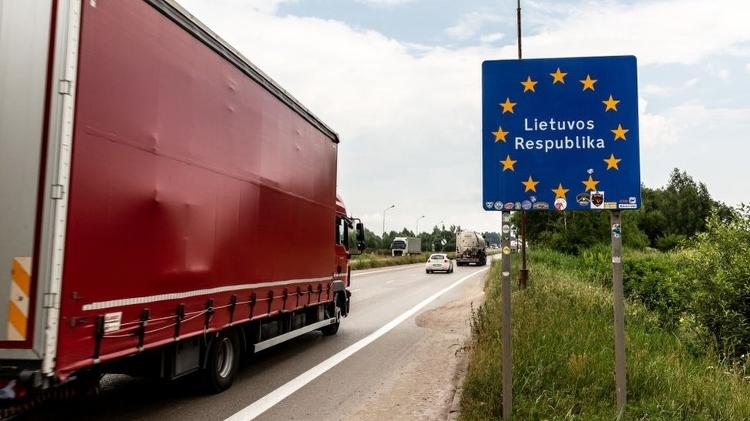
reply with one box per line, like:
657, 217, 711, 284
0, 0, 364, 413
456, 231, 487, 266
391, 237, 422, 256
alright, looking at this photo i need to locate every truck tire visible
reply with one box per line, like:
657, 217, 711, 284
320, 296, 341, 336
202, 329, 240, 393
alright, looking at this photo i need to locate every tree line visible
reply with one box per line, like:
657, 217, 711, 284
362, 225, 501, 253
516, 168, 735, 253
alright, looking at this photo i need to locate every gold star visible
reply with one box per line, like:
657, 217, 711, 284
604, 153, 622, 170
492, 126, 509, 143
500, 155, 517, 171
580, 74, 597, 91
500, 97, 517, 114
611, 124, 629, 140
550, 68, 567, 84
582, 175, 600, 192
602, 94, 620, 112
521, 76, 538, 92
522, 176, 539, 192
552, 183, 569, 199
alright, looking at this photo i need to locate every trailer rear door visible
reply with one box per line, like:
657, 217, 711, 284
0, 0, 54, 345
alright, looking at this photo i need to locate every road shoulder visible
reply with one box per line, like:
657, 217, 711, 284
351, 273, 486, 420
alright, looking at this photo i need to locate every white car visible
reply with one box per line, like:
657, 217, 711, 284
426, 253, 453, 274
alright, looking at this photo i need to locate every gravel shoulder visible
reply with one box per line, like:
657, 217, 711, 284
351, 274, 486, 420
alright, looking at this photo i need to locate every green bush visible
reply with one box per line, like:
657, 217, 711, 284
654, 233, 686, 250
461, 253, 750, 420
681, 207, 750, 358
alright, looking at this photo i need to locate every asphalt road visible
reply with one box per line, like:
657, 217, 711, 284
26, 260, 490, 421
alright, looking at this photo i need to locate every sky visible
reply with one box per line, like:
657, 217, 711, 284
179, 0, 750, 234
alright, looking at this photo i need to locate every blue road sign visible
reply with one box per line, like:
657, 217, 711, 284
482, 55, 641, 212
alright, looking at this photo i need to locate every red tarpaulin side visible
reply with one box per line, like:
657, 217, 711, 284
56, 0, 337, 376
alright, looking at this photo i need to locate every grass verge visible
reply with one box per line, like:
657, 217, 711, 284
460, 248, 750, 420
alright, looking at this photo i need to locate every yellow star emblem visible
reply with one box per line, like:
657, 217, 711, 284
500, 97, 517, 114
492, 126, 509, 143
602, 94, 620, 112
550, 68, 567, 84
551, 183, 569, 199
522, 176, 539, 192
582, 175, 599, 192
500, 155, 517, 171
580, 74, 597, 91
611, 124, 629, 140
521, 76, 538, 92
604, 154, 622, 170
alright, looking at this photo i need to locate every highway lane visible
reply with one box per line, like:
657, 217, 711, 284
27, 260, 490, 420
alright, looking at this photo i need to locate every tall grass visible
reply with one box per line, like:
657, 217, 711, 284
461, 249, 750, 420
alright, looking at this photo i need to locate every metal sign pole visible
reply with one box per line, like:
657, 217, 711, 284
610, 210, 626, 413
516, 0, 529, 291
501, 211, 513, 420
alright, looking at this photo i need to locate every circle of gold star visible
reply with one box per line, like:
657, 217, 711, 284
582, 175, 600, 192
521, 76, 538, 92
604, 154, 622, 170
500, 155, 517, 171
552, 183, 569, 199
611, 124, 629, 141
550, 68, 567, 84
492, 126, 509, 143
522, 176, 539, 192
500, 97, 517, 114
602, 94, 620, 112
580, 74, 597, 91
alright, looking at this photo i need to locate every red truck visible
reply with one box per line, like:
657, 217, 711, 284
0, 0, 364, 412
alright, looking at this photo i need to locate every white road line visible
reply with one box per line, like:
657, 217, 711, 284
225, 266, 490, 421
385, 279, 395, 284
350, 289, 361, 293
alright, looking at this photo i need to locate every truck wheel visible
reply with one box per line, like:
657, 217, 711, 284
202, 329, 240, 393
320, 297, 341, 336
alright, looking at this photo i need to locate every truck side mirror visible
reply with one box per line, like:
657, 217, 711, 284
356, 222, 365, 242
355, 222, 366, 251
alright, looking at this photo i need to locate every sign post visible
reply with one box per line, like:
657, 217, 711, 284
482, 55, 640, 416
501, 211, 513, 420
610, 211, 626, 411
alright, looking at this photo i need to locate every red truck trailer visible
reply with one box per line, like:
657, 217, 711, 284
0, 0, 364, 412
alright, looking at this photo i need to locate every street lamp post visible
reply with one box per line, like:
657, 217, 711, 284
382, 205, 395, 239
415, 215, 425, 236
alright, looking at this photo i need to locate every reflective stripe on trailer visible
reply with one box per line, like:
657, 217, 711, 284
81, 276, 336, 311
6, 257, 31, 340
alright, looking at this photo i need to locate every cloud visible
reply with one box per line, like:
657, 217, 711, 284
638, 97, 679, 148
519, 0, 750, 66
480, 32, 506, 44
176, 0, 750, 231
445, 12, 503, 40
354, 0, 416, 8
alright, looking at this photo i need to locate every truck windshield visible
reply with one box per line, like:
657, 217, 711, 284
391, 241, 406, 249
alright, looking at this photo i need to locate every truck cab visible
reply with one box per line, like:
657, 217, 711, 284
334, 196, 365, 316
390, 237, 421, 257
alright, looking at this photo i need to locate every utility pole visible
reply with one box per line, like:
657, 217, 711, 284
517, 0, 529, 290
415, 215, 425, 236
382, 204, 395, 242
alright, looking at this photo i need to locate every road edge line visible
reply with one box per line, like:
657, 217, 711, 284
225, 265, 491, 421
